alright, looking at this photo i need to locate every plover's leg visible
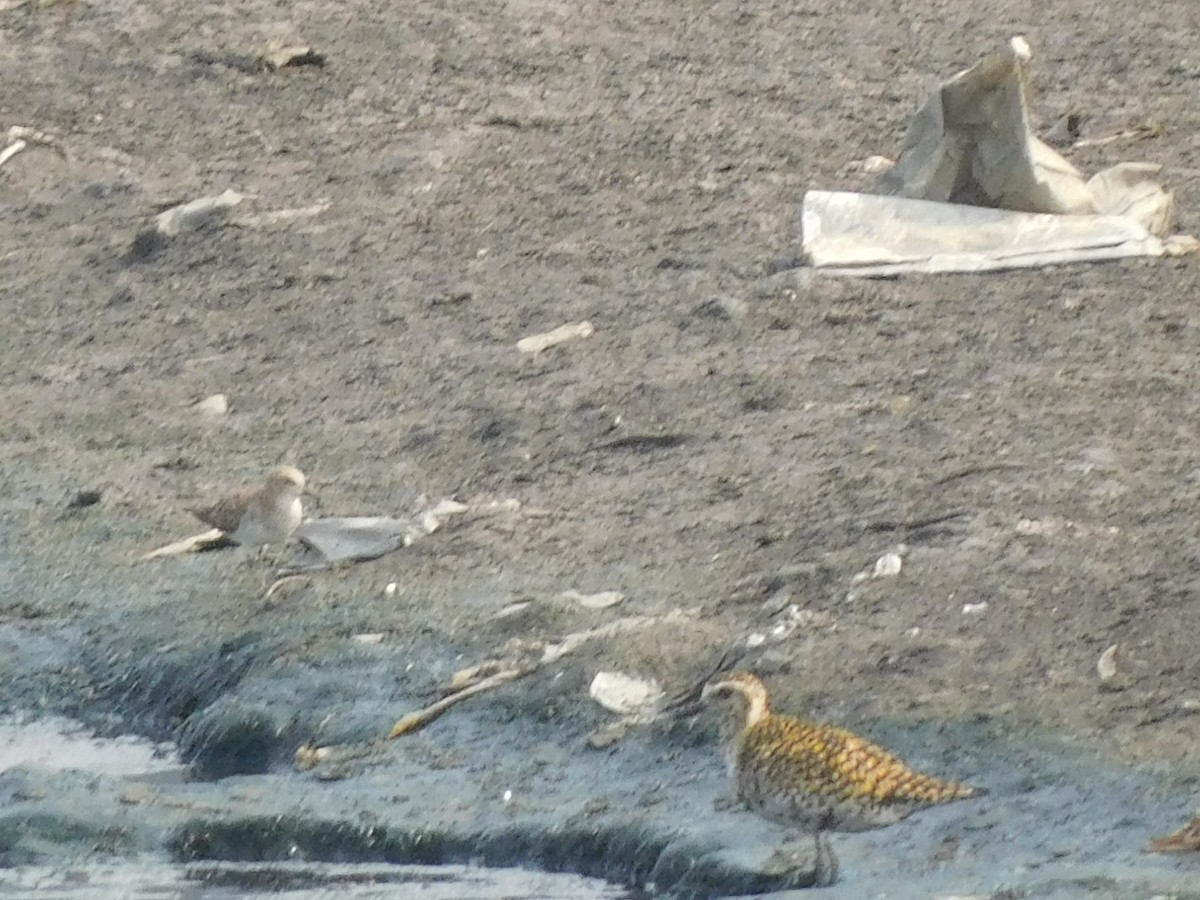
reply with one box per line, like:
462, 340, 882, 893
813, 831, 838, 888
712, 793, 743, 813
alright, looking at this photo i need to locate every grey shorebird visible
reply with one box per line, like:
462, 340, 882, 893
188, 465, 306, 547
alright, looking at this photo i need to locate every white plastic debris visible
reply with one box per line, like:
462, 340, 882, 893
802, 36, 1195, 276
284, 500, 469, 572
961, 602, 989, 615
517, 321, 595, 354
873, 552, 903, 578
803, 190, 1173, 275
353, 633, 385, 645
588, 671, 665, 718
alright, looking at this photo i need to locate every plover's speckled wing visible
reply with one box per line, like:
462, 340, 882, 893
706, 672, 979, 833
736, 712, 978, 831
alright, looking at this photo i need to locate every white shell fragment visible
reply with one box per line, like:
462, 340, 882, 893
873, 552, 903, 578
155, 189, 245, 237
0, 138, 25, 169
517, 321, 595, 354
560, 589, 625, 610
1097, 644, 1120, 682
421, 498, 469, 534
588, 671, 665, 718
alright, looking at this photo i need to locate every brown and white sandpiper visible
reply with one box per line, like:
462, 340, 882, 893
188, 465, 306, 547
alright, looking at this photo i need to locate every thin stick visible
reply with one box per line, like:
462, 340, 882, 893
387, 668, 525, 737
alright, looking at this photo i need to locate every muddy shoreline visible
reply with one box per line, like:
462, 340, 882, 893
1, 603, 1197, 898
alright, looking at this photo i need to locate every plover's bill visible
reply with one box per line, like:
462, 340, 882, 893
188, 465, 306, 547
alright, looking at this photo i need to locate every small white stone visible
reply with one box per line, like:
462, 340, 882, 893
194, 393, 229, 416
384, 582, 398, 596
589, 671, 664, 717
873, 552, 903, 578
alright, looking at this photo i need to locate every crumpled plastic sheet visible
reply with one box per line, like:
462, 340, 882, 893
802, 36, 1194, 276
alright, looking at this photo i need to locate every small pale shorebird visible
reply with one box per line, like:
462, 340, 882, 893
703, 671, 981, 886
188, 465, 306, 548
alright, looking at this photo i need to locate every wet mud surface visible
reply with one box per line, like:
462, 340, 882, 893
3, 0, 1200, 896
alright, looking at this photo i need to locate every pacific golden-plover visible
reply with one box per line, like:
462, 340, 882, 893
703, 671, 981, 885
